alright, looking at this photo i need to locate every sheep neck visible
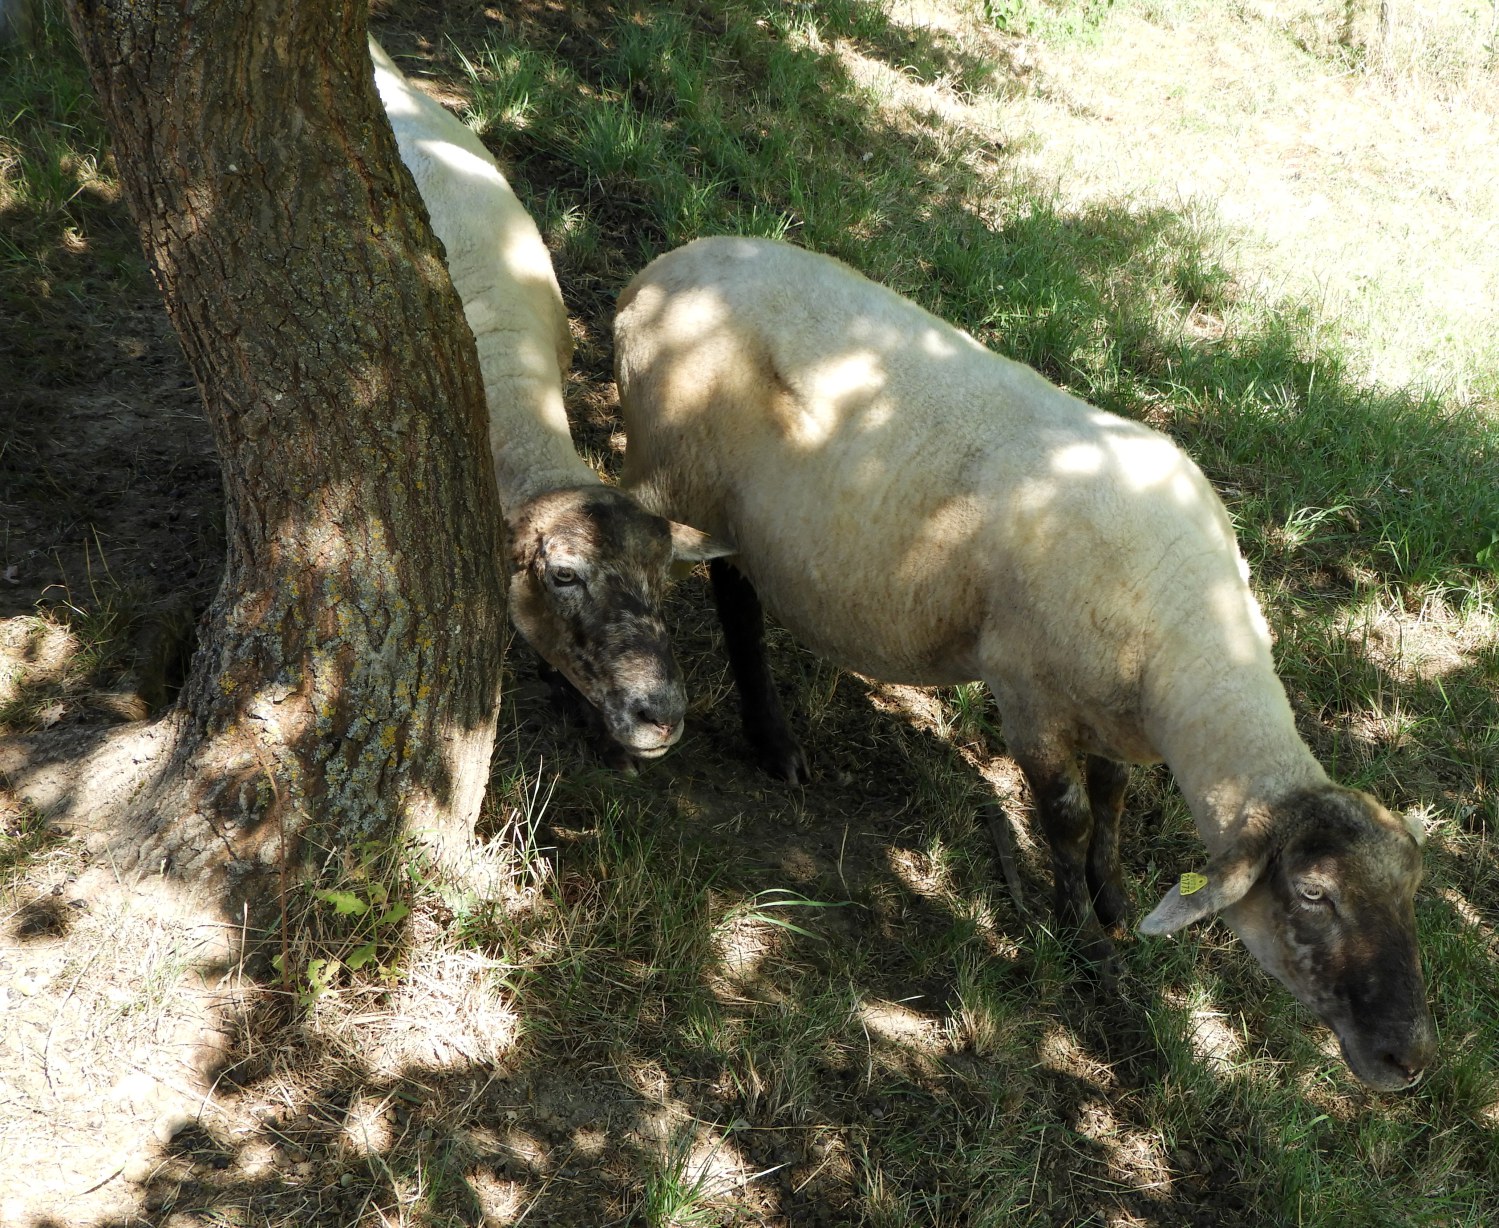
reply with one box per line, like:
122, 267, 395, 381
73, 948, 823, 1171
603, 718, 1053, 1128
488, 383, 601, 520
1148, 662, 1328, 855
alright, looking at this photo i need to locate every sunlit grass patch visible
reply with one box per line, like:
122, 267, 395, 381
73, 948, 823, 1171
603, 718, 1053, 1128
0, 795, 67, 890
0, 596, 147, 732
0, 5, 109, 218
0, 5, 144, 342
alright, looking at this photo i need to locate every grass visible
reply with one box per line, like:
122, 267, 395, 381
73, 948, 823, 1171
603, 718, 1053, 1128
1, 617, 117, 732
4, 0, 1499, 1224
0, 3, 143, 373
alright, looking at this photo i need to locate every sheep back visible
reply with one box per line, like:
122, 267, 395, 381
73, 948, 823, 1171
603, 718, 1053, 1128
615, 237, 1279, 761
370, 38, 587, 512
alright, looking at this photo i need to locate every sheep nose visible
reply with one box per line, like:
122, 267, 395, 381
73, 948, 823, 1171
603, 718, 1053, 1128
1378, 1046, 1429, 1088
633, 698, 683, 737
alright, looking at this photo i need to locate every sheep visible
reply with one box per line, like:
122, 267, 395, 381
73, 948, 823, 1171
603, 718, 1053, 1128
369, 39, 730, 762
613, 235, 1435, 1090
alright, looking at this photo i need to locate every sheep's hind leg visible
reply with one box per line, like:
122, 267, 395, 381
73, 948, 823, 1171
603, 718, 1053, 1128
1017, 749, 1121, 984
709, 559, 809, 785
1084, 755, 1130, 929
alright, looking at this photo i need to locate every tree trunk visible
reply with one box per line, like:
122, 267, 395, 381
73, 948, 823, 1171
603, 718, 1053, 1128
62, 0, 507, 926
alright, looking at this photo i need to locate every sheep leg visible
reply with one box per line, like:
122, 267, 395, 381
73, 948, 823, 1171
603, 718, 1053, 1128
1084, 755, 1130, 929
1017, 751, 1121, 981
709, 559, 809, 785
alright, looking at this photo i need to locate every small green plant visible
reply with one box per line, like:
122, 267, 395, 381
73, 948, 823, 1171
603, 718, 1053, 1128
310, 881, 411, 974
981, 0, 1117, 40
941, 681, 996, 742
1478, 529, 1499, 572
640, 1125, 724, 1227
271, 838, 419, 1008
720, 887, 846, 940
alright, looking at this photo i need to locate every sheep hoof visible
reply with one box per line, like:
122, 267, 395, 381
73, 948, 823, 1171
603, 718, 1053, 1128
1077, 925, 1124, 991
752, 732, 809, 786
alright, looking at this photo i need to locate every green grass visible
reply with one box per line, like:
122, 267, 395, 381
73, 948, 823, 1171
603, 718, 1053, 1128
5, 0, 1499, 1224
0, 4, 146, 374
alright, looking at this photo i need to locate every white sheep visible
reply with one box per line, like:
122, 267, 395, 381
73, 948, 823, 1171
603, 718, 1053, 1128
613, 235, 1434, 1089
370, 38, 728, 761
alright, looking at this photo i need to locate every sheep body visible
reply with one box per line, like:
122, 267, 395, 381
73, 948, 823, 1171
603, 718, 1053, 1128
615, 236, 1433, 1088
370, 37, 592, 516
618, 238, 1305, 807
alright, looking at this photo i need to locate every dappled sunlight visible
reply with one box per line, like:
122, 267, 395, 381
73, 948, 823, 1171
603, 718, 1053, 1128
497, 1126, 551, 1174
833, 14, 1009, 156
884, 842, 953, 903
853, 996, 952, 1085
996, 4, 1499, 394
1048, 439, 1106, 477
639, 1108, 769, 1208
796, 349, 892, 445
1438, 886, 1499, 952
1338, 593, 1493, 688
857, 997, 944, 1052
1039, 1022, 1119, 1091
0, 841, 239, 1224
1160, 986, 1247, 1074
335, 1091, 397, 1157
7, 0, 1497, 1223
1078, 1109, 1176, 1209
942, 981, 1021, 1056
0, 615, 77, 717
344, 945, 522, 1076
709, 905, 781, 985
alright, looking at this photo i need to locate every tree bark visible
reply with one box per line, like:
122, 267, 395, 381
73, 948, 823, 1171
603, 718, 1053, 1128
62, 0, 507, 924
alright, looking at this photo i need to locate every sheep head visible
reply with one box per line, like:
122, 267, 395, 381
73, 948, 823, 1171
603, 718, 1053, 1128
507, 485, 732, 760
1140, 785, 1435, 1091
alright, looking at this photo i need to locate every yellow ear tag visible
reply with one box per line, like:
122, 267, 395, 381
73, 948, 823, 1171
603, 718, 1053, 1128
1179, 871, 1209, 896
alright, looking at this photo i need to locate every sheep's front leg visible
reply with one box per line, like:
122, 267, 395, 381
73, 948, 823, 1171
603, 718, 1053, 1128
709, 559, 809, 785
1084, 755, 1130, 929
1016, 749, 1121, 982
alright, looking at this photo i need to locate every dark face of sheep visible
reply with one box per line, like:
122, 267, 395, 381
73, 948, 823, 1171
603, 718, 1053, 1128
508, 486, 732, 759
1140, 786, 1435, 1091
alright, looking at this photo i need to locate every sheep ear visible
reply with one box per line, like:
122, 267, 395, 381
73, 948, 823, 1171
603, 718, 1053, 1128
1138, 844, 1269, 937
668, 520, 736, 563
506, 525, 539, 571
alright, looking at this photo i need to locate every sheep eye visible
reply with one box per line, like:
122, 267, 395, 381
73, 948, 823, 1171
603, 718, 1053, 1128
1298, 883, 1328, 905
550, 566, 579, 587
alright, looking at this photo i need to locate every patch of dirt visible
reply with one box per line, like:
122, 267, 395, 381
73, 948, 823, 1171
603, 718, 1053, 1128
1, 301, 219, 616
0, 853, 236, 1224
